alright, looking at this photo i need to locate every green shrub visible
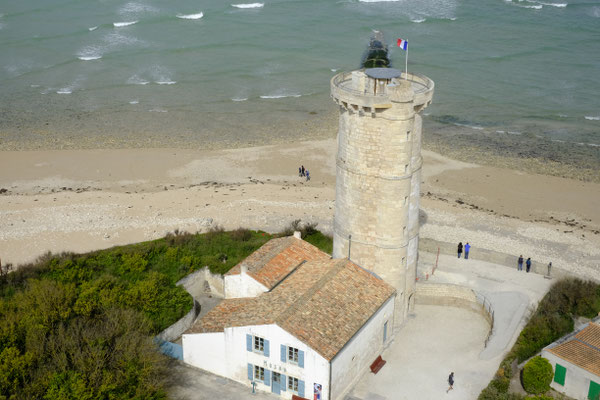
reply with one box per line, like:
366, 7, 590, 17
522, 356, 553, 394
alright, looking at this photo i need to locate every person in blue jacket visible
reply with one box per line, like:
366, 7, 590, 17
526, 257, 532, 273
464, 242, 471, 259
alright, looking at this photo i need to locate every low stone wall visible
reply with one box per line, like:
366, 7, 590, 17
176, 266, 224, 298
415, 283, 494, 327
419, 237, 570, 280
157, 300, 201, 342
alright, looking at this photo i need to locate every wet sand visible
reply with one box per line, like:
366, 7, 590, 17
0, 139, 599, 279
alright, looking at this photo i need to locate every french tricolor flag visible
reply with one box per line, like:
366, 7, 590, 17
397, 38, 408, 51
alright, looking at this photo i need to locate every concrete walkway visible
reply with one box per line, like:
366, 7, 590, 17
345, 252, 553, 400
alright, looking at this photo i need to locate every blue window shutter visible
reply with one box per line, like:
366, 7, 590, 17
281, 345, 287, 362
298, 380, 305, 398
246, 334, 252, 352
281, 374, 286, 391
248, 363, 253, 380
298, 350, 304, 368
264, 339, 270, 357
264, 369, 271, 386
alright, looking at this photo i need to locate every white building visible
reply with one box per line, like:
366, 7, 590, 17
182, 236, 396, 400
541, 320, 600, 400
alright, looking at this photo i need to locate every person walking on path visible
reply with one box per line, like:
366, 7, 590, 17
301, 165, 305, 177
526, 257, 532, 273
447, 372, 454, 393
457, 242, 463, 258
305, 170, 310, 181
298, 166, 302, 177
464, 242, 471, 259
518, 255, 524, 271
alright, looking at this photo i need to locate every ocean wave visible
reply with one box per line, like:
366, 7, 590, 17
176, 12, 204, 19
113, 21, 138, 27
358, 0, 400, 2
156, 80, 176, 85
260, 93, 301, 99
232, 97, 248, 102
411, 18, 426, 23
56, 88, 72, 94
129, 100, 139, 104
587, 143, 600, 147
453, 122, 484, 130
127, 75, 149, 85
585, 116, 600, 120
88, 26, 98, 31
331, 68, 338, 72
535, 1, 567, 7
232, 3, 264, 8
518, 3, 543, 8
78, 55, 102, 61
149, 108, 167, 112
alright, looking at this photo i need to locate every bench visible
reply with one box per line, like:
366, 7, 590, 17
370, 355, 386, 374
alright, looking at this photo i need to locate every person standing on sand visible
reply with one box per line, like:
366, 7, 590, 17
306, 170, 310, 181
526, 257, 532, 273
301, 165, 305, 177
547, 262, 552, 276
457, 242, 463, 258
518, 255, 524, 271
447, 372, 454, 393
464, 242, 471, 259
298, 166, 302, 177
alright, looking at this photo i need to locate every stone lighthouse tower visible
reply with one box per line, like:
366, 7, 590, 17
330, 68, 434, 331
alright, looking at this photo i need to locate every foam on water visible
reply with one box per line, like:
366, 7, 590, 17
231, 3, 264, 8
260, 93, 301, 99
113, 21, 138, 27
176, 13, 204, 19
585, 116, 600, 121
56, 88, 72, 94
127, 74, 149, 85
129, 100, 139, 104
78, 56, 102, 61
156, 81, 176, 85
535, 1, 567, 7
88, 26, 98, 31
232, 97, 248, 101
359, 0, 400, 2
411, 18, 426, 22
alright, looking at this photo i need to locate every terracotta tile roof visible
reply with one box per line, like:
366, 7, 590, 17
187, 258, 396, 361
225, 236, 331, 289
547, 322, 600, 377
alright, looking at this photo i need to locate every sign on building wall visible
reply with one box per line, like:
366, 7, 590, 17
314, 383, 322, 400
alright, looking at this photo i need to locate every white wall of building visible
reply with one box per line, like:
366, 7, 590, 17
330, 296, 395, 400
542, 350, 600, 400
224, 270, 268, 299
182, 332, 227, 378
184, 324, 331, 399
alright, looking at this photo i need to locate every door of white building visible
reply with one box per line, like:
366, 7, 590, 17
272, 372, 281, 395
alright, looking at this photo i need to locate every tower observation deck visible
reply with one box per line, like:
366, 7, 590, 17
330, 68, 434, 331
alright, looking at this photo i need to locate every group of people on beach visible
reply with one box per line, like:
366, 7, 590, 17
517, 255, 532, 272
517, 255, 553, 276
457, 242, 470, 259
298, 165, 310, 181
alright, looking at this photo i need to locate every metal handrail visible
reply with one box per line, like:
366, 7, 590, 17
331, 71, 434, 97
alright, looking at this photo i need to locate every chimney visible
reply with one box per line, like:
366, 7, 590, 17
293, 231, 302, 239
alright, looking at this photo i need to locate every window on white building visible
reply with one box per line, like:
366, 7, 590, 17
254, 336, 264, 353
254, 365, 265, 383
288, 376, 299, 393
288, 346, 299, 364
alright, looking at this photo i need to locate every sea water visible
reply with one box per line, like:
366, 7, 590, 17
0, 0, 599, 150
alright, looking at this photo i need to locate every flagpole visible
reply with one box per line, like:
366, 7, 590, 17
405, 46, 408, 80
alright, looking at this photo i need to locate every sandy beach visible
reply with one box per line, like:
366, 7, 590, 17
1, 139, 599, 280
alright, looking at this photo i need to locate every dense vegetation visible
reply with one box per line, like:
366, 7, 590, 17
522, 356, 553, 394
479, 277, 600, 400
0, 225, 333, 399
